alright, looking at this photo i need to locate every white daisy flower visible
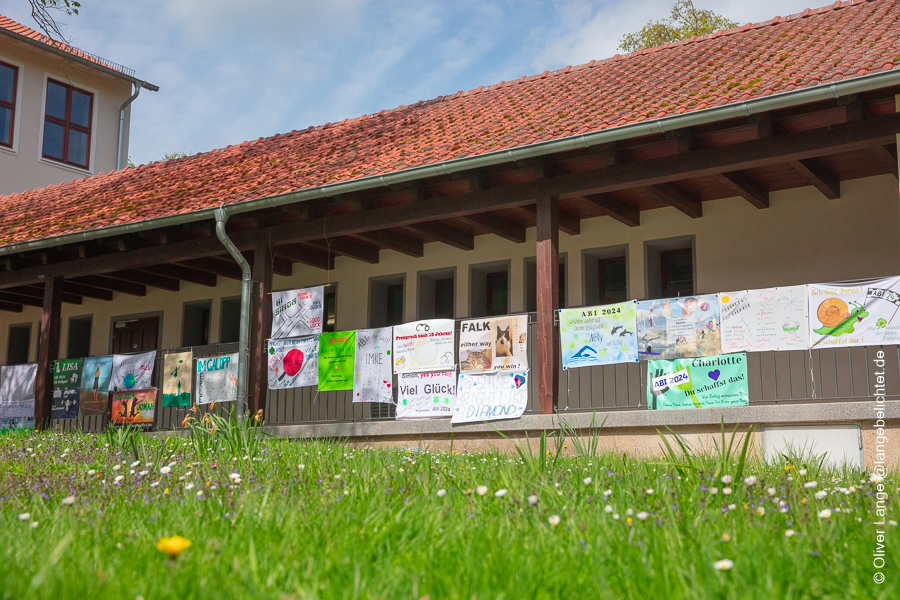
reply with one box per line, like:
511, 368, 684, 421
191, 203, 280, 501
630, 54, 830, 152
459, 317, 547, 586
298, 464, 305, 469
185, 483, 195, 491
112, 465, 121, 471
604, 505, 614, 513
814, 491, 827, 500
436, 489, 447, 497
494, 489, 507, 498
744, 476, 758, 486
603, 489, 613, 497
818, 509, 832, 519
625, 508, 634, 517
160, 466, 171, 475
476, 486, 488, 496
728, 504, 736, 511
713, 559, 734, 571
613, 513, 620, 520
721, 475, 733, 484
150, 482, 160, 488
548, 515, 561, 527
229, 472, 241, 481
646, 488, 654, 495
30, 521, 38, 529
17, 513, 30, 521
130, 460, 141, 468
723, 487, 732, 496
583, 477, 592, 485
804, 481, 817, 489
60, 496, 75, 506
798, 469, 807, 476
756, 507, 765, 516
114, 475, 124, 483
784, 529, 796, 538
870, 474, 883, 484
138, 470, 148, 476
636, 511, 649, 521
767, 487, 776, 496
527, 495, 538, 505
710, 487, 719, 495
87, 469, 96, 476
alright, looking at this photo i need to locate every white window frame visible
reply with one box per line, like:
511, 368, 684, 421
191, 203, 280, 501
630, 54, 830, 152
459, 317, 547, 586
0, 53, 25, 156
37, 71, 100, 175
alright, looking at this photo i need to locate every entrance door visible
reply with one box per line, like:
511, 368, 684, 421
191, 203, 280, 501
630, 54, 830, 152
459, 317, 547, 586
112, 316, 160, 385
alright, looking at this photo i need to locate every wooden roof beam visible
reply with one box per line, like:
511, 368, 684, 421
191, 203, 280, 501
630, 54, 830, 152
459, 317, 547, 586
309, 237, 380, 264
178, 258, 243, 280
791, 158, 840, 199
458, 212, 527, 243
871, 144, 899, 180
137, 265, 215, 288
106, 270, 180, 292
10, 285, 82, 305
715, 171, 770, 209
580, 193, 640, 227
646, 183, 703, 218
63, 282, 113, 301
69, 275, 147, 296
520, 205, 581, 235
275, 244, 334, 271
357, 230, 424, 258
407, 222, 474, 251
0, 300, 22, 312
0, 291, 43, 307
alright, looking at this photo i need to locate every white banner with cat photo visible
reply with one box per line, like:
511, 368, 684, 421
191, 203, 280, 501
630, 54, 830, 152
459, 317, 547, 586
267, 337, 319, 390
451, 370, 529, 424
459, 315, 528, 372
353, 327, 394, 403
392, 319, 456, 374
196, 353, 239, 405
396, 370, 456, 419
808, 276, 900, 349
271, 286, 325, 340
718, 286, 809, 353
0, 364, 37, 419
110, 351, 156, 393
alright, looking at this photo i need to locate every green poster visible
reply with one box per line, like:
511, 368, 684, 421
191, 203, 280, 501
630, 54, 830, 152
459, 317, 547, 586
647, 353, 749, 410
51, 358, 83, 420
318, 331, 356, 391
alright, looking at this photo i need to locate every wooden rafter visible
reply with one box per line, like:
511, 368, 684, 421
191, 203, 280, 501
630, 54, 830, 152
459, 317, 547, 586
646, 183, 703, 218
275, 243, 334, 271
715, 171, 770, 209
138, 264, 216, 288
106, 269, 180, 292
407, 222, 474, 251
356, 230, 423, 258
791, 158, 840, 199
458, 212, 527, 243
519, 205, 580, 235
580, 193, 640, 227
871, 144, 899, 180
309, 237, 380, 264
69, 275, 147, 296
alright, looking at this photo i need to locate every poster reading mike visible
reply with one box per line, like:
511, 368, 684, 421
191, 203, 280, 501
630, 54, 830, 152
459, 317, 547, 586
267, 337, 319, 390
271, 286, 324, 340
458, 315, 528, 372
353, 327, 393, 403
636, 295, 721, 360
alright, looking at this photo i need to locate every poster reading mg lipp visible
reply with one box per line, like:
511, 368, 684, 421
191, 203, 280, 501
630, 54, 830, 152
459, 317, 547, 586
0, 364, 37, 419
719, 286, 809, 353
636, 295, 721, 360
459, 315, 528, 372
162, 351, 193, 407
271, 286, 324, 339
51, 358, 83, 420
396, 370, 456, 419
111, 389, 157, 428
559, 301, 638, 369
196, 353, 238, 405
318, 331, 356, 391
392, 319, 455, 374
647, 353, 749, 410
353, 327, 393, 403
268, 337, 318, 390
808, 276, 900, 349
451, 370, 529, 424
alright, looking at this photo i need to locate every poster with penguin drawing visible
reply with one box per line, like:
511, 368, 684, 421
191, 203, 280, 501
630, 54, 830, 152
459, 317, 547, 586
808, 276, 900, 349
353, 327, 393, 403
636, 295, 720, 360
267, 337, 319, 390
458, 315, 528, 372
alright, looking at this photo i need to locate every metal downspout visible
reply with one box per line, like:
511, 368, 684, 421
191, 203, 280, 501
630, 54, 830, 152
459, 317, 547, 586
117, 81, 144, 170
214, 205, 250, 420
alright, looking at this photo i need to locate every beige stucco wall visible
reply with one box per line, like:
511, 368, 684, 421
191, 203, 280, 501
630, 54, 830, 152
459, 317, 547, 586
0, 36, 134, 196
0, 173, 898, 361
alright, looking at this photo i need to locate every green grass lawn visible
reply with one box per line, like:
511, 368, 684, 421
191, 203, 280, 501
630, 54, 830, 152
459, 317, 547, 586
0, 424, 896, 599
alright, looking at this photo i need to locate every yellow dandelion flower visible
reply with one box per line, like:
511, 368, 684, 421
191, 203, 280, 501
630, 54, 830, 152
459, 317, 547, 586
156, 535, 192, 559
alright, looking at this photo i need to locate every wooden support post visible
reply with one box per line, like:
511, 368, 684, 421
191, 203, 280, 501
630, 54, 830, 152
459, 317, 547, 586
536, 196, 560, 414
248, 240, 273, 419
33, 276, 63, 430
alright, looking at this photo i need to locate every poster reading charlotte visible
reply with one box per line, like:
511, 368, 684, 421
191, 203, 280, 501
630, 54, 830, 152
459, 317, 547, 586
396, 370, 456, 419
353, 327, 393, 403
268, 337, 318, 390
51, 358, 83, 420
808, 276, 900, 349
80, 356, 113, 415
559, 301, 638, 369
392, 319, 455, 374
0, 364, 37, 419
459, 315, 528, 372
196, 353, 238, 405
647, 353, 749, 410
111, 389, 157, 428
719, 286, 809, 353
452, 370, 529, 424
271, 286, 324, 340
636, 295, 721, 360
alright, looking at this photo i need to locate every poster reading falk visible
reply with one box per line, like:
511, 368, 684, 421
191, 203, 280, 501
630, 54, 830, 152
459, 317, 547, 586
111, 389, 157, 428
0, 364, 37, 419
111, 351, 156, 392
459, 315, 528, 372
162, 351, 193, 407
353, 327, 393, 403
80, 356, 113, 415
636, 295, 721, 360
51, 358, 83, 420
271, 286, 324, 340
268, 337, 319, 390
318, 331, 356, 391
559, 301, 638, 369
393, 319, 456, 374
808, 276, 900, 349
196, 353, 238, 405
451, 370, 529, 424
396, 370, 456, 419
647, 353, 749, 410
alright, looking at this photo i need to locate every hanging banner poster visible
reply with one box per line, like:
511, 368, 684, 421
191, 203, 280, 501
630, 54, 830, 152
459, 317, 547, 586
459, 315, 528, 372
392, 319, 456, 374
559, 301, 638, 369
0, 364, 37, 419
111, 351, 156, 393
719, 286, 809, 353
196, 353, 238, 405
353, 327, 393, 403
268, 337, 318, 390
51, 358, 83, 420
396, 370, 456, 419
636, 295, 721, 360
0, 417, 34, 431
647, 353, 748, 410
318, 331, 356, 391
162, 351, 193, 408
80, 356, 113, 415
271, 286, 325, 340
111, 389, 157, 428
808, 276, 900, 349
451, 370, 529, 424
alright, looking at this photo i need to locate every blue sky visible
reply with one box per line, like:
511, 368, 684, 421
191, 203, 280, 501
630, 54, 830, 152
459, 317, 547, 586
5, 0, 817, 165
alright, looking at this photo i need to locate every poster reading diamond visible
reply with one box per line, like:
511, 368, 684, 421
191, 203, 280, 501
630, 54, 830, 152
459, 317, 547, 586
451, 370, 529, 424
0, 364, 37, 419
459, 315, 528, 372
808, 276, 900, 349
111, 351, 156, 393
396, 370, 456, 419
196, 353, 238, 405
392, 319, 455, 374
719, 286, 809, 353
559, 301, 638, 369
353, 327, 393, 403
51, 358, 83, 420
268, 337, 318, 390
647, 353, 749, 410
271, 286, 324, 339
636, 295, 721, 360
80, 356, 113, 415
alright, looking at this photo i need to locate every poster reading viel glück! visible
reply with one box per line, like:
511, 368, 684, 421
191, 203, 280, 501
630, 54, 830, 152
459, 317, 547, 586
51, 358, 83, 420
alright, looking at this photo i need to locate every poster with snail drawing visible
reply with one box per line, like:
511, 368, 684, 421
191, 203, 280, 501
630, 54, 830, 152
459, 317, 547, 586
808, 276, 900, 349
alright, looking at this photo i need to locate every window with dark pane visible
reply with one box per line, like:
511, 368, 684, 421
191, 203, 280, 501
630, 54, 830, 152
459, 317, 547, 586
660, 248, 694, 297
323, 291, 337, 333
220, 297, 241, 344
182, 301, 211, 347
434, 278, 454, 319
0, 61, 17, 148
42, 79, 92, 168
386, 284, 404, 326
7, 324, 30, 365
66, 316, 92, 358
485, 271, 508, 316
598, 257, 627, 304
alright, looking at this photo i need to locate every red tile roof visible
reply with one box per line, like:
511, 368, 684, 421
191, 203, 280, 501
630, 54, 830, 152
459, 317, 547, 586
0, 14, 135, 77
2, 0, 900, 248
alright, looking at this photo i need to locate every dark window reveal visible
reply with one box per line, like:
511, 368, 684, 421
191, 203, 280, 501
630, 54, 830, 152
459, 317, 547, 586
67, 316, 92, 358
485, 271, 508, 316
323, 290, 337, 333
7, 324, 30, 365
386, 284, 404, 326
660, 248, 694, 297
598, 257, 628, 304
0, 61, 17, 148
434, 278, 454, 319
43, 80, 93, 168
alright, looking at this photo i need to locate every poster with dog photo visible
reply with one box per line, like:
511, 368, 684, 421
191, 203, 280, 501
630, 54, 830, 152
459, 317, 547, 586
458, 315, 528, 372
